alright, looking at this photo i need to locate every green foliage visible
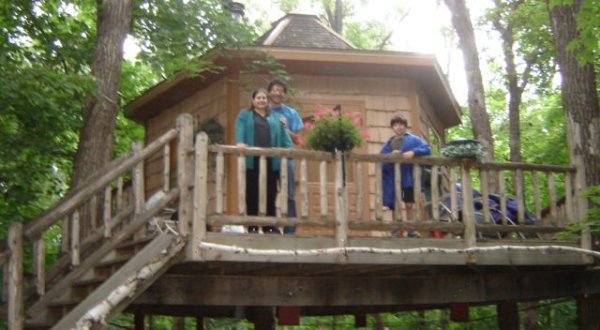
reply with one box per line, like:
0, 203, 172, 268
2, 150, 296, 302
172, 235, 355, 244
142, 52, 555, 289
344, 20, 390, 50
132, 0, 258, 78
441, 139, 485, 160
304, 107, 365, 153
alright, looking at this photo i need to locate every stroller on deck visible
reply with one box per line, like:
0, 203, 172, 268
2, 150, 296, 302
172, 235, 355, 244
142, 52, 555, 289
437, 183, 537, 239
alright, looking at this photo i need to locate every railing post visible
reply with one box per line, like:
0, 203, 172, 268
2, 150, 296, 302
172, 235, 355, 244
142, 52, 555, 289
319, 160, 328, 219
192, 132, 209, 259
177, 114, 194, 236
8, 222, 23, 330
334, 151, 348, 263
132, 141, 145, 239
460, 162, 476, 264
33, 238, 45, 296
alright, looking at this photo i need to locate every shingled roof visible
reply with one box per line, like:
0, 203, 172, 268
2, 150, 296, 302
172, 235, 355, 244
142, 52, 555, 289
255, 13, 355, 50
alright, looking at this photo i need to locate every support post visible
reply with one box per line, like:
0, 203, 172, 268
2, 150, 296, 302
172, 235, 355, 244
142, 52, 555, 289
134, 313, 145, 330
334, 151, 348, 263
192, 132, 209, 259
8, 222, 23, 330
177, 114, 194, 235
577, 293, 600, 329
132, 141, 145, 239
497, 301, 519, 330
461, 162, 476, 263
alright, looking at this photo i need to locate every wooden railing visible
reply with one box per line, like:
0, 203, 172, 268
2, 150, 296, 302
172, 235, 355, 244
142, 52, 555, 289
190, 129, 586, 258
0, 115, 193, 328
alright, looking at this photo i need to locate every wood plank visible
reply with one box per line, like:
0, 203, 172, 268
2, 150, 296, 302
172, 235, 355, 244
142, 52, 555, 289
238, 154, 246, 215
300, 158, 308, 218
258, 156, 267, 216
320, 160, 328, 219
394, 163, 403, 222
280, 157, 288, 217
103, 186, 112, 238
374, 164, 382, 221
498, 171, 508, 225
33, 238, 45, 296
195, 233, 584, 265
480, 169, 491, 224
215, 152, 224, 214
51, 234, 185, 330
460, 165, 476, 263
355, 161, 364, 220
531, 171, 542, 224
334, 152, 348, 263
163, 143, 170, 192
137, 269, 600, 306
177, 114, 194, 235
431, 166, 440, 221
192, 133, 209, 259
71, 210, 80, 266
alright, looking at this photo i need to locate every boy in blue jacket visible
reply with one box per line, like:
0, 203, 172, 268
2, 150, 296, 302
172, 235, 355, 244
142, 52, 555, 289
380, 115, 431, 223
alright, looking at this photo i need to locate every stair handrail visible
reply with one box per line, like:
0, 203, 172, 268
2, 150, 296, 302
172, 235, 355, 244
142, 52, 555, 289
23, 128, 178, 242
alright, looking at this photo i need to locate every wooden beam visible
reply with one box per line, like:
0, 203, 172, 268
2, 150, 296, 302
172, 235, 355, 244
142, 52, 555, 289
137, 269, 600, 307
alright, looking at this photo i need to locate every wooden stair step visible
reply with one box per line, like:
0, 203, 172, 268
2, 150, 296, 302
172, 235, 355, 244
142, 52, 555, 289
115, 235, 155, 251
95, 255, 133, 269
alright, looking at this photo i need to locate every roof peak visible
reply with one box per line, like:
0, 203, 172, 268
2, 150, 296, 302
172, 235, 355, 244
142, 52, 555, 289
255, 12, 355, 50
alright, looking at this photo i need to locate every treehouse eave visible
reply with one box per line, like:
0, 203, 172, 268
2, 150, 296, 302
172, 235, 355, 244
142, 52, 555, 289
126, 46, 462, 128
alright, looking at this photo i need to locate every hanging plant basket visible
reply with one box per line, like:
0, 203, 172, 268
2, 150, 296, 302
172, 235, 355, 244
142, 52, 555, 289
304, 107, 367, 153
441, 139, 485, 160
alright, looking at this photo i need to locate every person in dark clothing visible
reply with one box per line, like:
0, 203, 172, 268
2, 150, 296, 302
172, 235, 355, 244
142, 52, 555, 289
380, 115, 431, 222
235, 88, 292, 233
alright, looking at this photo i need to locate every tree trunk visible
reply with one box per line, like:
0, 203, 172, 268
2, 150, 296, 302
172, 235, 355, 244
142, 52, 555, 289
325, 0, 344, 34
443, 0, 496, 163
547, 0, 600, 217
71, 0, 134, 236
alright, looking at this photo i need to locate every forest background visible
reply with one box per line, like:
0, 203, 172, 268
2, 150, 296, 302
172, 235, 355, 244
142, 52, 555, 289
0, 0, 598, 328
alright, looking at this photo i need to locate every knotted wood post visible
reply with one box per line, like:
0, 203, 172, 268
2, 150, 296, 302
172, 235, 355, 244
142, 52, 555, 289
132, 141, 145, 239
33, 238, 45, 296
177, 114, 194, 235
334, 151, 348, 263
192, 132, 209, 259
8, 222, 23, 330
460, 161, 476, 264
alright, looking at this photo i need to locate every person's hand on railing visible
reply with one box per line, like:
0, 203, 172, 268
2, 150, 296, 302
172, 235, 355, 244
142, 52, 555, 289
402, 150, 415, 159
236, 143, 248, 149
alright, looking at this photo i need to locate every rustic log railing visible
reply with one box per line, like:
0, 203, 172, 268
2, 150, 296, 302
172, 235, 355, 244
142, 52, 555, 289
0, 114, 191, 327
199, 143, 578, 233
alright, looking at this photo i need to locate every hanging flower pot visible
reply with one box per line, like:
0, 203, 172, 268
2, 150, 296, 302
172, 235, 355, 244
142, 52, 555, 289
441, 139, 485, 160
304, 106, 367, 153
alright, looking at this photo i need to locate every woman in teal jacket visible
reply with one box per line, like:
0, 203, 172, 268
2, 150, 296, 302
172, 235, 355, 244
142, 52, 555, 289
235, 88, 292, 233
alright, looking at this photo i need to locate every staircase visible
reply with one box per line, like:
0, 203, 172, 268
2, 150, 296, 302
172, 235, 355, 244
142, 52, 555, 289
26, 233, 184, 329
0, 120, 190, 329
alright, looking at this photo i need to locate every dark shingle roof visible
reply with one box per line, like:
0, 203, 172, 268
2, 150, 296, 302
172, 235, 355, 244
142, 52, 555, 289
255, 13, 355, 50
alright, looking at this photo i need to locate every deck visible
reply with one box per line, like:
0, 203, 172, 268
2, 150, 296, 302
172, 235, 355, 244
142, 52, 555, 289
2, 113, 598, 329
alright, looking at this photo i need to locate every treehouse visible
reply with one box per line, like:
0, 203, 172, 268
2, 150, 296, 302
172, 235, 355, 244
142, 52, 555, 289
2, 12, 599, 330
